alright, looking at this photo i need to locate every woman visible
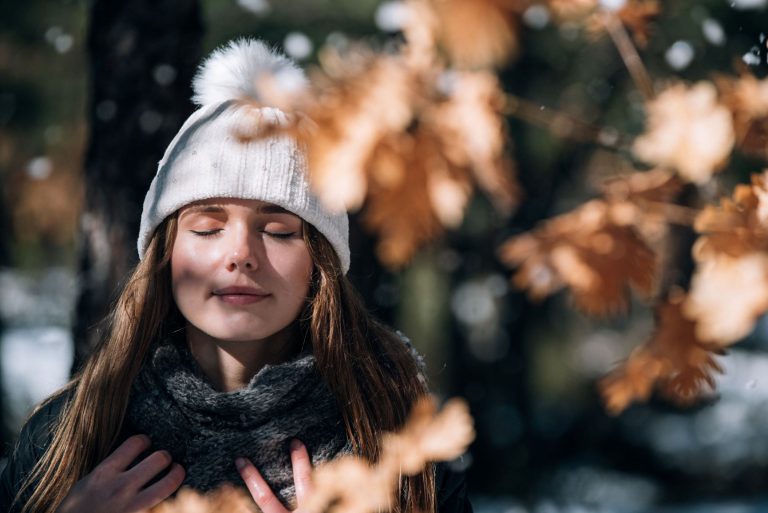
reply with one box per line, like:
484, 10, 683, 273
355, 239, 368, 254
0, 39, 471, 513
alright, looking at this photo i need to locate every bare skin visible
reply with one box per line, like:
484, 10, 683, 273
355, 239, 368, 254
236, 439, 314, 513
186, 321, 302, 392
55, 435, 311, 512
172, 198, 313, 392
56, 435, 185, 513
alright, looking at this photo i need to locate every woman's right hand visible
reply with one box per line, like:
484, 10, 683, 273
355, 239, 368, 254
56, 434, 185, 513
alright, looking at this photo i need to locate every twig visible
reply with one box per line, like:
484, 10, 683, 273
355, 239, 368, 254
602, 11, 655, 100
636, 199, 700, 226
502, 93, 630, 151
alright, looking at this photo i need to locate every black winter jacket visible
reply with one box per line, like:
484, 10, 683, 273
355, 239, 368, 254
0, 393, 473, 513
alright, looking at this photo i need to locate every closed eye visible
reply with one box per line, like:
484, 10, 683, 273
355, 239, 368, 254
190, 229, 222, 237
263, 230, 297, 239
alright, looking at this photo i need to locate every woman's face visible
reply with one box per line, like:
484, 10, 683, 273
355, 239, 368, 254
171, 197, 313, 343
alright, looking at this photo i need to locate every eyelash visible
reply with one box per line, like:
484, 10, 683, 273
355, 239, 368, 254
189, 229, 297, 239
190, 229, 222, 238
265, 231, 297, 240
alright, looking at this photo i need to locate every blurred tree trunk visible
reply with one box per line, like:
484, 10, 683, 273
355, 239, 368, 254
72, 0, 203, 373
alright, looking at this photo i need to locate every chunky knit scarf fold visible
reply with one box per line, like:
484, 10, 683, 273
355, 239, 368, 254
126, 338, 352, 505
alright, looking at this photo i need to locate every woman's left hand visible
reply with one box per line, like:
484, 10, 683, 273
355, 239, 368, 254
235, 439, 314, 513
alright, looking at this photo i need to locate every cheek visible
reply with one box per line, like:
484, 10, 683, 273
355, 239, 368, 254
273, 244, 314, 297
170, 245, 192, 308
170, 238, 215, 298
299, 247, 314, 288
296, 258, 314, 297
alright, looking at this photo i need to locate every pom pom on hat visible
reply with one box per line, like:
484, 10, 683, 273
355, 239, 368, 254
137, 39, 350, 272
192, 39, 309, 107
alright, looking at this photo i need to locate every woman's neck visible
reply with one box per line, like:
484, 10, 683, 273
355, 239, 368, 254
185, 323, 302, 392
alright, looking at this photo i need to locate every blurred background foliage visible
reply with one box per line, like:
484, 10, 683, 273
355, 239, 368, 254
2, 0, 768, 511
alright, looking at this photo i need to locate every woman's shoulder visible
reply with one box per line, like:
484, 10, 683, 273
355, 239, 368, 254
24, 390, 71, 438
8, 388, 72, 462
0, 388, 73, 512
436, 461, 474, 513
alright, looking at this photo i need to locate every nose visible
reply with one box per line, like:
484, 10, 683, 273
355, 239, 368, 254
226, 229, 258, 272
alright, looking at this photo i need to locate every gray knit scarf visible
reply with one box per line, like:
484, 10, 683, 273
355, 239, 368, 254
127, 337, 352, 505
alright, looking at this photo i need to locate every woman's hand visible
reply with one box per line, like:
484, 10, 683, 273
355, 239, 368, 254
236, 439, 313, 513
56, 434, 185, 513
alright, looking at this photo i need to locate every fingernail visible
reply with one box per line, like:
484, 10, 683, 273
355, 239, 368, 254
290, 438, 303, 451
235, 457, 247, 470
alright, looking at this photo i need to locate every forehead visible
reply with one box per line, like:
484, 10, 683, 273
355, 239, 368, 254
179, 198, 295, 217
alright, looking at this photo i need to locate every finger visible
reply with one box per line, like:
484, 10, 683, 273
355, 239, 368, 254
123, 450, 174, 489
290, 439, 313, 503
236, 457, 288, 513
99, 435, 152, 473
130, 462, 186, 511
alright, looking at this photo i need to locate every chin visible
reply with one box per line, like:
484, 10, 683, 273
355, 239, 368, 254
206, 328, 278, 342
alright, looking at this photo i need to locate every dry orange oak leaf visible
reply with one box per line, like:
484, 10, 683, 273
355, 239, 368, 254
599, 168, 685, 242
633, 82, 735, 185
684, 252, 768, 346
361, 131, 468, 267
150, 485, 256, 513
717, 74, 768, 160
430, 0, 521, 69
304, 396, 475, 513
380, 397, 475, 474
692, 171, 768, 260
303, 56, 416, 213
424, 70, 518, 216
303, 55, 516, 267
499, 199, 657, 316
682, 172, 768, 345
600, 292, 724, 415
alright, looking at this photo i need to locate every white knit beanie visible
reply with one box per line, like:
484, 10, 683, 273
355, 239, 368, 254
137, 39, 350, 272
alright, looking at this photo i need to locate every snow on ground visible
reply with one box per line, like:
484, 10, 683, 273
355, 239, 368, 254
0, 267, 75, 432
1, 326, 72, 431
0, 266, 76, 328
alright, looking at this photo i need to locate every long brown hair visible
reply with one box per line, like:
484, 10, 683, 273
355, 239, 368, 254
17, 216, 435, 513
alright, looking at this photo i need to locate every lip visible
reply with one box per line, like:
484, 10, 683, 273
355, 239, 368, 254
212, 286, 271, 305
